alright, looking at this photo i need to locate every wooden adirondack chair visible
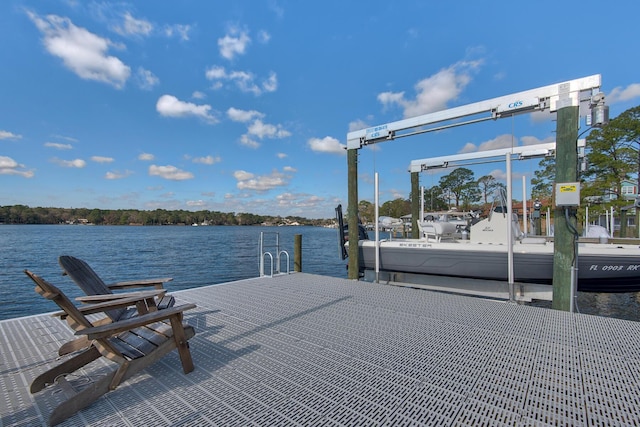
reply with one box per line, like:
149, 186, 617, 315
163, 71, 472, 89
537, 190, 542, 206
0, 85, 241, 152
57, 255, 176, 355
24, 270, 196, 426
59, 255, 175, 313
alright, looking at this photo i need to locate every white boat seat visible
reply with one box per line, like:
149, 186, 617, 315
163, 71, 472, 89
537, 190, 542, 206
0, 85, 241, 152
420, 221, 457, 242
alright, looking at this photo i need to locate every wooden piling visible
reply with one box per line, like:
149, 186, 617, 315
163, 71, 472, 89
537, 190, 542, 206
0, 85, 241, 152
552, 105, 579, 311
294, 234, 302, 272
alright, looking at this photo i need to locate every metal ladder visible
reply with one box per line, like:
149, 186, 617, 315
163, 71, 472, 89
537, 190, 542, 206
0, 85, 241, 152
259, 231, 290, 277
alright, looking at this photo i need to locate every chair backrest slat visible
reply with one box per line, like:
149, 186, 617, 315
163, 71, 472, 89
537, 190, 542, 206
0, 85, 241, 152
24, 270, 93, 330
59, 255, 125, 321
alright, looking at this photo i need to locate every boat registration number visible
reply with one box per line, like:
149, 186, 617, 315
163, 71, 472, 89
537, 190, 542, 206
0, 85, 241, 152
589, 264, 640, 271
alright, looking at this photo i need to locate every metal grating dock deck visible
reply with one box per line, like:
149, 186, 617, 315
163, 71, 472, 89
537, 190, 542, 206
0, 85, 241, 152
2, 273, 640, 426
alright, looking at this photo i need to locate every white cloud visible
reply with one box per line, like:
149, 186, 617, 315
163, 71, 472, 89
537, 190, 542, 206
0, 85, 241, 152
276, 193, 324, 208
192, 155, 221, 165
237, 118, 290, 148
0, 130, 22, 140
206, 66, 278, 96
156, 95, 218, 123
113, 12, 153, 36
283, 166, 297, 172
227, 107, 264, 122
234, 169, 290, 192
27, 11, 131, 88
239, 134, 260, 148
458, 142, 477, 154
520, 135, 554, 146
149, 164, 194, 180
459, 134, 554, 154
105, 170, 132, 179
205, 66, 227, 80
257, 30, 271, 43
308, 136, 346, 155
377, 60, 481, 118
136, 67, 159, 90
91, 156, 114, 163
262, 72, 278, 93
44, 142, 72, 150
0, 156, 19, 168
277, 153, 287, 159
0, 156, 34, 177
53, 158, 86, 168
458, 134, 516, 153
348, 120, 368, 132
186, 200, 206, 207
489, 168, 526, 181
192, 91, 205, 99
607, 83, 640, 104
50, 134, 77, 142
138, 153, 154, 161
530, 110, 556, 124
218, 27, 251, 60
164, 24, 191, 41
247, 120, 291, 139
233, 170, 254, 181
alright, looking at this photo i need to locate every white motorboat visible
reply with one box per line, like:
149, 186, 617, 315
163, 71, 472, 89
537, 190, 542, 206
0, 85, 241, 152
340, 205, 640, 293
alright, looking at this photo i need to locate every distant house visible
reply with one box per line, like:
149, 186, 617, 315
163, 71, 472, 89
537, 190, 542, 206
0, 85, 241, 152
584, 179, 639, 204
621, 179, 638, 201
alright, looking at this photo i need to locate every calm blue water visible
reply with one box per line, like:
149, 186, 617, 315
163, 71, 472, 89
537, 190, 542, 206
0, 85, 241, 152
2, 224, 640, 322
0, 225, 347, 321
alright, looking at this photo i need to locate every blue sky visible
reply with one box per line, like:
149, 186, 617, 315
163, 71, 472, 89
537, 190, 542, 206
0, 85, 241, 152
1, 1, 639, 219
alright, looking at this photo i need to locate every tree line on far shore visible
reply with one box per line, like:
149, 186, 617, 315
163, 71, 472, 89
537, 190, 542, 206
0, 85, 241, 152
0, 205, 334, 227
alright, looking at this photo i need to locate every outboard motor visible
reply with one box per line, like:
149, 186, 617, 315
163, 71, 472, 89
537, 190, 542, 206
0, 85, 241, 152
335, 204, 368, 260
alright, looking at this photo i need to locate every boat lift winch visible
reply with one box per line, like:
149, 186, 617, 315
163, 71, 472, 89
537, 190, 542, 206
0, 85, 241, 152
345, 74, 608, 309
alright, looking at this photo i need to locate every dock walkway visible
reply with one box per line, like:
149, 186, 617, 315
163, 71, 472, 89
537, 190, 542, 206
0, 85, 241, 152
2, 273, 640, 426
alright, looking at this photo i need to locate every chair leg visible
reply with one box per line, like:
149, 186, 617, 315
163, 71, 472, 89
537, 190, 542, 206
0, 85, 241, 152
170, 318, 194, 374
31, 346, 101, 393
47, 326, 196, 425
48, 368, 117, 426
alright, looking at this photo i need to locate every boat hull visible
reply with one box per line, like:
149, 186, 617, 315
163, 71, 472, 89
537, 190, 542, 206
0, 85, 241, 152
357, 240, 640, 293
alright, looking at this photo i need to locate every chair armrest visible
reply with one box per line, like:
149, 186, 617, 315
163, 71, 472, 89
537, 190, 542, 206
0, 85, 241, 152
58, 293, 167, 317
76, 304, 197, 339
53, 292, 168, 318
75, 289, 167, 303
106, 277, 173, 290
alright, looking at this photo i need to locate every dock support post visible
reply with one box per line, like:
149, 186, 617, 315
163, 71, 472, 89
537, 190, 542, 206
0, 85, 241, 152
347, 148, 360, 279
294, 234, 302, 272
620, 208, 628, 238
411, 172, 419, 239
552, 104, 579, 311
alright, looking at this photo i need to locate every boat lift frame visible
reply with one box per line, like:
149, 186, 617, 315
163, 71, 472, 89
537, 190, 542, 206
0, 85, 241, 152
406, 140, 584, 301
345, 74, 606, 309
347, 74, 602, 150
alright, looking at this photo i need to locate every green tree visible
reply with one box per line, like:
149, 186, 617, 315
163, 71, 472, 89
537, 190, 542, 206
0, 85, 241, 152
423, 185, 449, 211
380, 198, 411, 218
358, 200, 375, 223
439, 168, 480, 209
583, 109, 638, 204
477, 175, 500, 204
531, 157, 556, 200
87, 209, 104, 225
609, 106, 640, 200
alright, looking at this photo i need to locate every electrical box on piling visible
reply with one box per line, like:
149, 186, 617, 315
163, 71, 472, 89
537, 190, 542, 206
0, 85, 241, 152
555, 182, 580, 207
